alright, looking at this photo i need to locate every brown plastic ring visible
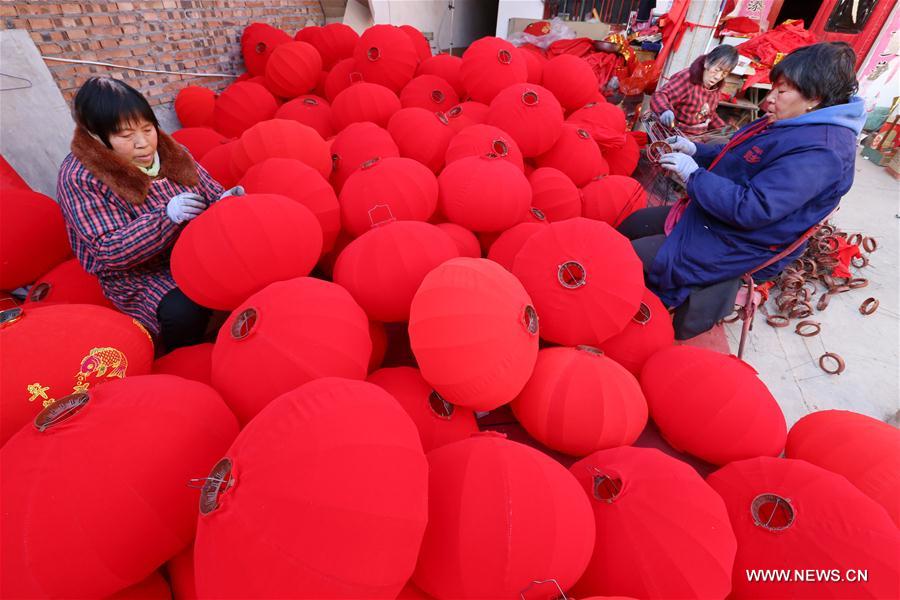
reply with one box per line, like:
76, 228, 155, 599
859, 297, 879, 315
491, 139, 509, 157
576, 128, 591, 140
430, 89, 445, 103
558, 261, 587, 289
530, 207, 546, 221
435, 111, 450, 125
794, 320, 820, 337
723, 310, 742, 323
28, 282, 51, 302
816, 294, 831, 311
522, 305, 539, 334
230, 308, 258, 340
819, 352, 845, 375
366, 46, 381, 61
851, 255, 869, 268
302, 97, 319, 105
0, 307, 24, 328
34, 392, 90, 432
446, 105, 462, 117
360, 156, 381, 170
647, 141, 672, 163
521, 90, 539, 106
766, 315, 790, 327
829, 285, 851, 294
848, 278, 868, 289
862, 237, 878, 252
497, 49, 512, 64
255, 41, 267, 54
576, 345, 604, 356
788, 302, 813, 319
847, 233, 863, 246
817, 237, 839, 253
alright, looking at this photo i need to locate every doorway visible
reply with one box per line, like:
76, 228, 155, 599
768, 0, 822, 29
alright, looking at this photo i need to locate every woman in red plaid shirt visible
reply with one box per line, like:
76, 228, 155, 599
650, 45, 739, 135
57, 77, 240, 353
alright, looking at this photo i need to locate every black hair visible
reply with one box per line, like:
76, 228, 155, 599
73, 77, 159, 147
704, 44, 739, 71
770, 42, 859, 108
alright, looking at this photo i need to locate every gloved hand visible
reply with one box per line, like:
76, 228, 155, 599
166, 192, 206, 224
219, 185, 245, 201
659, 110, 675, 127
666, 135, 697, 156
659, 152, 700, 182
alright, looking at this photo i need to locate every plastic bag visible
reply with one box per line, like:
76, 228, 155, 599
510, 17, 577, 49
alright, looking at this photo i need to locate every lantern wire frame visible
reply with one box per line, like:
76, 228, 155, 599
751, 493, 796, 531
191, 457, 235, 515
427, 390, 455, 419
519, 578, 568, 600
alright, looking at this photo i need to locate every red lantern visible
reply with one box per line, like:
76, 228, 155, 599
241, 22, 291, 76
323, 57, 358, 101
603, 133, 640, 177
211, 277, 371, 424
313, 69, 328, 98
439, 155, 531, 232
171, 127, 229, 160
166, 544, 197, 600
107, 571, 172, 599
487, 83, 564, 157
0, 375, 238, 598
194, 377, 428, 598
0, 154, 30, 190
171, 194, 322, 311
175, 85, 216, 128
599, 288, 674, 377
332, 81, 402, 131
511, 346, 647, 456
212, 82, 278, 138
0, 303, 155, 446
152, 342, 213, 385
707, 457, 900, 599
230, 118, 330, 179
460, 37, 528, 103
640, 346, 787, 465
368, 366, 478, 452
199, 140, 240, 188
0, 189, 71, 290
512, 218, 644, 346
334, 221, 459, 322
786, 410, 900, 527
353, 24, 418, 93
239, 158, 340, 253
569, 447, 737, 599
400, 74, 459, 112
435, 222, 481, 258
535, 123, 608, 187
417, 53, 465, 98
339, 156, 438, 238
330, 121, 401, 192
581, 174, 646, 227
400, 24, 432, 62
445, 101, 490, 132
408, 258, 539, 410
274, 94, 334, 142
518, 45, 547, 84
445, 123, 525, 172
295, 22, 358, 69
388, 107, 455, 173
487, 221, 548, 272
263, 41, 323, 98
24, 258, 111, 308
413, 433, 595, 599
542, 54, 598, 111
529, 167, 582, 222
568, 102, 627, 152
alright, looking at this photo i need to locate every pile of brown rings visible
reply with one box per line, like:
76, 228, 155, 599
764, 222, 879, 375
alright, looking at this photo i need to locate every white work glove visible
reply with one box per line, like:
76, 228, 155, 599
659, 152, 700, 182
659, 110, 675, 127
219, 185, 245, 201
166, 192, 206, 224
666, 135, 697, 156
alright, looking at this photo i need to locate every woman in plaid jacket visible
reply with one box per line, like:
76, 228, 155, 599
650, 45, 739, 135
57, 77, 237, 353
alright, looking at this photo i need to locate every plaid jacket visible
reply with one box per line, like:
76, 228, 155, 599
650, 66, 726, 135
57, 154, 223, 334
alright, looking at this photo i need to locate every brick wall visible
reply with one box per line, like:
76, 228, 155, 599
2, 1, 325, 107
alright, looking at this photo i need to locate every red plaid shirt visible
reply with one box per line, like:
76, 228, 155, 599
650, 67, 726, 135
56, 155, 223, 334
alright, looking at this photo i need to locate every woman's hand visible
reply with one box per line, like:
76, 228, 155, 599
166, 192, 206, 224
219, 185, 245, 201
659, 152, 700, 182
659, 110, 675, 127
666, 135, 697, 156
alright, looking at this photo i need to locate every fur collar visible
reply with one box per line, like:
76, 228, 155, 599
71, 125, 199, 205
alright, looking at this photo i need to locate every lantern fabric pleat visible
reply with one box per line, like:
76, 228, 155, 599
445, 124, 525, 172
323, 57, 358, 102
171, 194, 323, 311
295, 22, 358, 69
174, 85, 216, 128
581, 175, 647, 227
194, 377, 428, 599
511, 346, 648, 456
518, 45, 547, 84
569, 447, 737, 599
330, 121, 400, 192
199, 140, 241, 188
435, 222, 481, 258
417, 54, 465, 98
408, 258, 539, 411
486, 83, 564, 157
528, 167, 582, 222
486, 221, 548, 272
152, 342, 214, 385
353, 25, 419, 93
399, 74, 459, 112
460, 37, 528, 104
212, 82, 278, 138
512, 217, 644, 346
274, 94, 334, 138
241, 22, 291, 76
567, 102, 627, 152
599, 288, 674, 376
640, 346, 787, 465
171, 127, 229, 160
542, 55, 598, 111
211, 277, 372, 425
445, 101, 490, 133
331, 82, 402, 131
230, 118, 331, 179
264, 41, 322, 98
0, 189, 71, 290
388, 108, 455, 173
534, 123, 608, 187
438, 156, 531, 233
400, 24, 432, 62
603, 133, 640, 177
24, 257, 113, 308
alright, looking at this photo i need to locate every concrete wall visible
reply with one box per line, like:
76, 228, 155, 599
369, 0, 497, 51
495, 0, 544, 39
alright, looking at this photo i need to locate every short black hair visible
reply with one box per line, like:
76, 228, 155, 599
705, 44, 739, 70
73, 77, 159, 147
770, 42, 859, 108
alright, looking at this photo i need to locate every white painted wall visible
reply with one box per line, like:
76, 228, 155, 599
495, 0, 544, 39
369, 1, 497, 51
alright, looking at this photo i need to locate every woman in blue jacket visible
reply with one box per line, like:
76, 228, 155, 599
620, 42, 866, 338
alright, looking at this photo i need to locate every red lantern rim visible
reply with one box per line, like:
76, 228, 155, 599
489, 139, 509, 158
558, 261, 587, 289
366, 46, 381, 61
254, 41, 267, 55
34, 392, 90, 432
428, 390, 455, 420
575, 344, 604, 356
302, 97, 319, 106
497, 49, 513, 64
576, 128, 591, 140
28, 282, 51, 302
751, 493, 795, 531
530, 207, 546, 221
591, 469, 623, 503
436, 111, 450, 125
0, 307, 24, 328
521, 90, 539, 106
430, 89, 445, 103
522, 304, 539, 335
647, 141, 672, 163
446, 106, 462, 118
633, 302, 652, 324
231, 307, 259, 340
198, 457, 235, 515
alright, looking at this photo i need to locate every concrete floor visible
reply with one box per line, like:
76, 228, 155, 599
722, 153, 900, 429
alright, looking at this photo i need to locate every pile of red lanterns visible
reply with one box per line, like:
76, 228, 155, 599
1, 20, 898, 600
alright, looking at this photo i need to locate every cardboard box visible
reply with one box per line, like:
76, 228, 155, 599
721, 74, 743, 98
